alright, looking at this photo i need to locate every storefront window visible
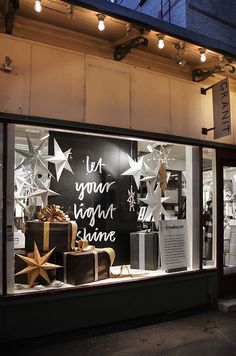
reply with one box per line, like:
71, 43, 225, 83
223, 165, 236, 274
0, 124, 3, 294
10, 124, 201, 294
202, 148, 216, 268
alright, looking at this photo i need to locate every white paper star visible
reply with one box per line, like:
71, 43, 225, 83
157, 145, 175, 167
140, 162, 161, 189
127, 185, 136, 211
46, 139, 74, 182
15, 133, 53, 178
139, 182, 169, 229
28, 176, 59, 207
121, 154, 143, 190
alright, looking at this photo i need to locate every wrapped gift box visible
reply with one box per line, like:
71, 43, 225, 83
224, 239, 230, 253
25, 220, 77, 252
130, 231, 159, 270
56, 249, 112, 285
224, 253, 230, 266
230, 242, 236, 256
14, 250, 56, 285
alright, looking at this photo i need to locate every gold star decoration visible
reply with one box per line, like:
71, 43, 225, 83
15, 243, 62, 287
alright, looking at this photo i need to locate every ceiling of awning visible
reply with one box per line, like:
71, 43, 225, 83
1, 0, 236, 84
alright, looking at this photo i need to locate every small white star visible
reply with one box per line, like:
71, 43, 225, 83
28, 176, 59, 207
122, 154, 143, 190
46, 139, 74, 182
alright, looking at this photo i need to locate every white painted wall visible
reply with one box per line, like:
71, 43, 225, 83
0, 34, 235, 144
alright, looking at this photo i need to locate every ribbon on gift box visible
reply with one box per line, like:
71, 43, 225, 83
139, 232, 146, 270
42, 220, 78, 251
37, 204, 70, 222
38, 204, 78, 251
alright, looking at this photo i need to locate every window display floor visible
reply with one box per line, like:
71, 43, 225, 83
13, 265, 200, 294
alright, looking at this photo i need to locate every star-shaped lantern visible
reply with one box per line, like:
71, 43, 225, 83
15, 133, 53, 178
139, 182, 169, 229
122, 154, 143, 190
28, 176, 59, 207
15, 242, 62, 287
46, 139, 74, 182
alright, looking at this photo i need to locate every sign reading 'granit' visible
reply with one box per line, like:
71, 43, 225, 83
213, 77, 231, 139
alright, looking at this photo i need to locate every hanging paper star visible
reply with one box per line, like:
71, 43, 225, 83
15, 132, 53, 177
140, 161, 161, 189
139, 182, 169, 229
122, 154, 143, 190
15, 242, 62, 287
127, 185, 136, 211
145, 144, 175, 169
28, 176, 59, 207
157, 145, 175, 167
46, 139, 73, 182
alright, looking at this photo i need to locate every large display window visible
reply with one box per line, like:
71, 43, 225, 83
0, 123, 3, 295
8, 124, 202, 294
202, 148, 216, 269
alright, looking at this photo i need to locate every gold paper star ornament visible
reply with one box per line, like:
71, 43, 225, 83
15, 243, 62, 287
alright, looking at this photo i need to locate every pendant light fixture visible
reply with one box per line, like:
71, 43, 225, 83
200, 48, 207, 62
157, 34, 165, 49
34, 0, 42, 13
97, 14, 106, 31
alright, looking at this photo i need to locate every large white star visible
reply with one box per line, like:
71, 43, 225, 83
15, 133, 52, 177
121, 154, 143, 190
28, 176, 59, 207
46, 139, 74, 182
139, 182, 169, 229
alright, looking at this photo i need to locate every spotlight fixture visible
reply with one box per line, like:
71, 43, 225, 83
199, 48, 207, 62
34, 0, 42, 13
157, 34, 165, 49
97, 14, 106, 31
177, 59, 186, 68
173, 41, 186, 68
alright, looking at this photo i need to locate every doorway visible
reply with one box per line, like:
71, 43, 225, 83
217, 148, 236, 296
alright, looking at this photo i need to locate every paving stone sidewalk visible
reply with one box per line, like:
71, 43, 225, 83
4, 306, 236, 356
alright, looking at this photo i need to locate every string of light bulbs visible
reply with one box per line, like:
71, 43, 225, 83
31, 3, 216, 66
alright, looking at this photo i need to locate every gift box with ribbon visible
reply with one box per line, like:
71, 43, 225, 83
56, 240, 115, 285
25, 205, 78, 252
130, 231, 159, 270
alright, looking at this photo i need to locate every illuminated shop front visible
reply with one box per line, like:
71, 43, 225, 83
0, 0, 236, 343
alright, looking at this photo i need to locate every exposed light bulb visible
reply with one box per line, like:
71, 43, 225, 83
157, 34, 165, 49
97, 14, 105, 31
158, 39, 164, 49
200, 48, 207, 62
34, 0, 42, 13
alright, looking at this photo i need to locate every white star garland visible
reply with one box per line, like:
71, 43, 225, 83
127, 185, 136, 211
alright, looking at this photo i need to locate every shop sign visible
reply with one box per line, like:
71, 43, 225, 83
213, 77, 231, 139
159, 219, 187, 272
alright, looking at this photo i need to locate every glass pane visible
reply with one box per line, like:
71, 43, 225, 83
202, 148, 216, 268
11, 124, 200, 294
223, 165, 236, 274
0, 123, 3, 294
